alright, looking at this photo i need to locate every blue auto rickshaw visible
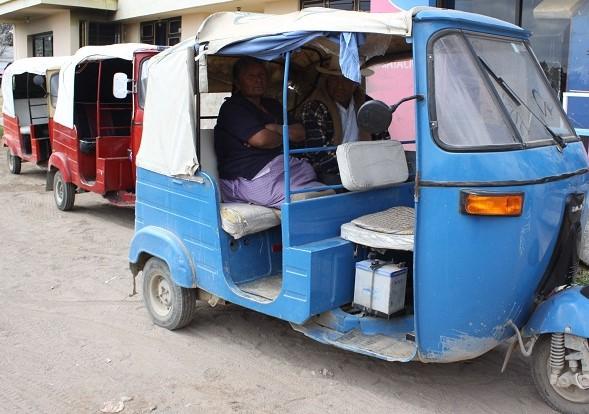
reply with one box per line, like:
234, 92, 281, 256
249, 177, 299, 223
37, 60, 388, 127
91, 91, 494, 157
127, 7, 589, 412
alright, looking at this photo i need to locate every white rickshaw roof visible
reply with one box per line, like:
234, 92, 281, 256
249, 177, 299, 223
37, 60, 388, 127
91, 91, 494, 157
197, 8, 416, 55
54, 43, 159, 129
2, 56, 69, 118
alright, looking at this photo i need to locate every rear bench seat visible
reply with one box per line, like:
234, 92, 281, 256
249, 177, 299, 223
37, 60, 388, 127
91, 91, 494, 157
199, 128, 332, 239
14, 98, 49, 135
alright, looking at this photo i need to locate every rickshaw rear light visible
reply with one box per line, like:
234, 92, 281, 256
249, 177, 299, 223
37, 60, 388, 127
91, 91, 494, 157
461, 192, 523, 216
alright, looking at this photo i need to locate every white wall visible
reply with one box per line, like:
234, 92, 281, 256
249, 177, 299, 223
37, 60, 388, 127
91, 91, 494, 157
263, 0, 299, 14
180, 13, 207, 41
13, 10, 73, 59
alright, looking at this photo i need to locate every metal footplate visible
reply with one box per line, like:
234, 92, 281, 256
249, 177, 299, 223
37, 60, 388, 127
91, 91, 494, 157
292, 320, 417, 362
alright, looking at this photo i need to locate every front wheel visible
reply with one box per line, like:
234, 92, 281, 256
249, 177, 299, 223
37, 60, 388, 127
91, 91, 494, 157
142, 257, 197, 330
53, 170, 75, 211
531, 335, 589, 414
7, 150, 21, 174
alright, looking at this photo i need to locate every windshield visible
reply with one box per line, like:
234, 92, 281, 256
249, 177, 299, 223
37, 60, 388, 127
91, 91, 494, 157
432, 32, 576, 150
138, 58, 150, 109
50, 73, 59, 108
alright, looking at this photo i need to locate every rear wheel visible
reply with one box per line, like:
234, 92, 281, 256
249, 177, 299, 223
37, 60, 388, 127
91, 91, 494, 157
53, 170, 75, 211
142, 257, 196, 330
7, 150, 21, 174
531, 335, 589, 414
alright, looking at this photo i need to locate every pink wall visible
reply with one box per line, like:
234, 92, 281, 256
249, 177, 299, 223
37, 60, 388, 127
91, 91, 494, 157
366, 0, 416, 146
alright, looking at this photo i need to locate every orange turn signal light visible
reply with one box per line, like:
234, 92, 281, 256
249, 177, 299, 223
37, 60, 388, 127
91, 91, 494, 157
461, 191, 524, 216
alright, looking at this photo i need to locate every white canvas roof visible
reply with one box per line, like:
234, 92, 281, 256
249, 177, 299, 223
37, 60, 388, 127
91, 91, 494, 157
54, 43, 159, 129
2, 56, 69, 118
139, 9, 421, 177
137, 40, 199, 177
197, 8, 415, 55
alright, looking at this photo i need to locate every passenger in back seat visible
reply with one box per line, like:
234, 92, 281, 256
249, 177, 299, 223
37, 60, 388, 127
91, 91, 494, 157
214, 57, 324, 209
301, 56, 383, 185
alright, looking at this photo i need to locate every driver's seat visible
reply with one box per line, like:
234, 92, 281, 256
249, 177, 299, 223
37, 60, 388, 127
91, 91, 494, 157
337, 140, 415, 251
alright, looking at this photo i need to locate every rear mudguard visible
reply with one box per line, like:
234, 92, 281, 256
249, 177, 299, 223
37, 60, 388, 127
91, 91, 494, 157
523, 286, 589, 338
3, 138, 16, 153
46, 152, 72, 190
128, 225, 197, 288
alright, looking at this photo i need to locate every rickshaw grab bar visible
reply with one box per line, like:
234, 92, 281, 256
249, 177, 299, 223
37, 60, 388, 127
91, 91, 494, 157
291, 184, 344, 194
283, 51, 292, 204
289, 146, 338, 155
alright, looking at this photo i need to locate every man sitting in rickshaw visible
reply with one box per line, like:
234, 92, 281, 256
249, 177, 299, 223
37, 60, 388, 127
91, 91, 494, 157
214, 57, 323, 208
300, 56, 375, 184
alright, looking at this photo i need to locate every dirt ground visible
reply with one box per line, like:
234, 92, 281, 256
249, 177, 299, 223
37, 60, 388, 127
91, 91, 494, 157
0, 154, 556, 414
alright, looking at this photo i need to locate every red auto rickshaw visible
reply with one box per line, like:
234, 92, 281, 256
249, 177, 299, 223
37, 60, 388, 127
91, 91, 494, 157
48, 44, 161, 210
2, 56, 68, 174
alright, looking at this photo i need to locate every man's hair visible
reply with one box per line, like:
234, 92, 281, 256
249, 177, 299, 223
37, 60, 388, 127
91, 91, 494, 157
232, 56, 266, 92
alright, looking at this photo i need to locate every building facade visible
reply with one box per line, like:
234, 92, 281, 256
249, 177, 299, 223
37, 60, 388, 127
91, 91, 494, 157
0, 0, 299, 59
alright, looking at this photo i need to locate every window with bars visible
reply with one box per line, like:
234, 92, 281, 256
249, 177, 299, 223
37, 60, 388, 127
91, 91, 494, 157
32, 32, 53, 57
140, 17, 181, 47
80, 22, 122, 46
300, 0, 370, 12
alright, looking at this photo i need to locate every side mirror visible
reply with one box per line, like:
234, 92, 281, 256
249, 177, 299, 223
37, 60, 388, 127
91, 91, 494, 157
357, 100, 392, 134
32, 74, 46, 94
33, 74, 45, 87
113, 72, 130, 99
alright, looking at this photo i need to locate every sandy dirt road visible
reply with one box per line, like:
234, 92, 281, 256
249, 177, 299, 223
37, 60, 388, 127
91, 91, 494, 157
0, 154, 555, 414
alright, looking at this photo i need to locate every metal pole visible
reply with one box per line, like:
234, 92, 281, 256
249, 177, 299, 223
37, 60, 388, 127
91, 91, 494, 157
282, 51, 291, 204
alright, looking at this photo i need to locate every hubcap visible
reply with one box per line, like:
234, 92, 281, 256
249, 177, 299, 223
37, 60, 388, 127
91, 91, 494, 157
54, 177, 64, 205
547, 359, 589, 403
149, 274, 172, 318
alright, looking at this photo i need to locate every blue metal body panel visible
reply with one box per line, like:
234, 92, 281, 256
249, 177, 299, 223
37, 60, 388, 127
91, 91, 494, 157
132, 167, 414, 325
523, 286, 589, 338
411, 19, 589, 362
129, 226, 197, 288
414, 9, 528, 37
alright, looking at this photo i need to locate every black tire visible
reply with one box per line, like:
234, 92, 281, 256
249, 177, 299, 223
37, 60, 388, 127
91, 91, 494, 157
7, 150, 21, 174
53, 170, 75, 211
142, 257, 196, 330
531, 335, 589, 414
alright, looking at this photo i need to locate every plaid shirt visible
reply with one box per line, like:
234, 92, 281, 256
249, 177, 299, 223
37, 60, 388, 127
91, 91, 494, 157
300, 100, 338, 175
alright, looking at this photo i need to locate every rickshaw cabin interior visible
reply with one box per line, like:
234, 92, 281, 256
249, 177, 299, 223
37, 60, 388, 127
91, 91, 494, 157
195, 35, 416, 317
72, 58, 133, 184
12, 73, 51, 159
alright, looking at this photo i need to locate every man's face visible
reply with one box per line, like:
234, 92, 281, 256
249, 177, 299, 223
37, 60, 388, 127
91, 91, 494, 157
326, 75, 358, 106
238, 63, 267, 98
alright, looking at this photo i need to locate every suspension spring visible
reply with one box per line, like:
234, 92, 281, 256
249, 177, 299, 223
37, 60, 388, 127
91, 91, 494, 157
550, 333, 566, 372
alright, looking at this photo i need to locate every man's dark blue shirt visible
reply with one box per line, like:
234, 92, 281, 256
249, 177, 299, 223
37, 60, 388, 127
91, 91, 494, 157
214, 92, 284, 180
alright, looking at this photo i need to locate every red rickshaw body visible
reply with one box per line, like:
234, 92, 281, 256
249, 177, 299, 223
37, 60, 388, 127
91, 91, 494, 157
1, 56, 68, 171
48, 46, 160, 207
3, 113, 51, 166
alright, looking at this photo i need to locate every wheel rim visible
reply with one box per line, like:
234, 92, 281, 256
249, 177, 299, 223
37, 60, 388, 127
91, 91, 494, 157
7, 152, 13, 170
148, 274, 172, 318
546, 357, 589, 403
54, 176, 64, 205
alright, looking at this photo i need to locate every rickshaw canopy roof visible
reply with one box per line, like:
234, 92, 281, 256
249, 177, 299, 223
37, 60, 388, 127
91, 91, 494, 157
54, 43, 159, 129
2, 56, 69, 118
197, 8, 416, 55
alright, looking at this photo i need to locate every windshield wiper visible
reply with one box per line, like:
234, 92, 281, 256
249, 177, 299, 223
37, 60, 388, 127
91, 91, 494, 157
477, 56, 567, 152
544, 125, 567, 152
478, 57, 521, 107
